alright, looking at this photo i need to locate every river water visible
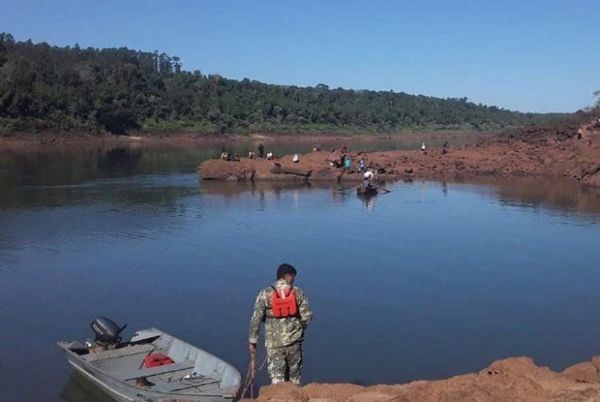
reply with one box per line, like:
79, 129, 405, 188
1, 142, 600, 401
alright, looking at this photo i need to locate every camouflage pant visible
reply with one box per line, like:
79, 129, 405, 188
266, 342, 303, 385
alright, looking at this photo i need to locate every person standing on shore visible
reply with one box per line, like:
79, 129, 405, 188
249, 263, 312, 385
258, 144, 265, 158
442, 140, 449, 155
359, 158, 367, 173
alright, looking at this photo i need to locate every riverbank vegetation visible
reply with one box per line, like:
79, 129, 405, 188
0, 33, 566, 135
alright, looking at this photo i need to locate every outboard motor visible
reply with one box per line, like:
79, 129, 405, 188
91, 317, 127, 347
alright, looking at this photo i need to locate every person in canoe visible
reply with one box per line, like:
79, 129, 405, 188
363, 170, 374, 188
357, 170, 378, 196
249, 263, 313, 385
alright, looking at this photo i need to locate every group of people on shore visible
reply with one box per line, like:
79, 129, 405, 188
422, 141, 449, 155
253, 144, 274, 160
223, 139, 449, 163
221, 143, 275, 162
220, 150, 240, 161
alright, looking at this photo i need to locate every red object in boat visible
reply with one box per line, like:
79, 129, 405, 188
143, 353, 174, 368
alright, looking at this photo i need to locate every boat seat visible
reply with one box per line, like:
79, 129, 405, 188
83, 344, 156, 362
116, 360, 195, 381
153, 376, 220, 393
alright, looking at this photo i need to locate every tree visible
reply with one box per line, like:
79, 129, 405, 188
96, 104, 139, 134
0, 32, 560, 135
173, 56, 182, 73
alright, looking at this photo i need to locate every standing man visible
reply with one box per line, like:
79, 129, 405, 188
249, 263, 312, 385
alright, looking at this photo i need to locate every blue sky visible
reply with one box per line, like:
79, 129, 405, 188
1, 0, 598, 113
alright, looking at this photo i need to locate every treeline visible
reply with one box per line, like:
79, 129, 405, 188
0, 33, 563, 135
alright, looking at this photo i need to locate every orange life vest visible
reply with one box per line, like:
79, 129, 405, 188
271, 286, 298, 318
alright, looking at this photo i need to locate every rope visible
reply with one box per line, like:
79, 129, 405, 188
235, 349, 267, 401
257, 353, 268, 371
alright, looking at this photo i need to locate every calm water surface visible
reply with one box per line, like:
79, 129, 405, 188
1, 144, 599, 401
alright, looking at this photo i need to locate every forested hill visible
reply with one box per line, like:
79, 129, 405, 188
0, 33, 563, 135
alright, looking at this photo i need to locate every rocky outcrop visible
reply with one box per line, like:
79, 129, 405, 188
199, 122, 600, 188
246, 355, 600, 402
198, 151, 392, 183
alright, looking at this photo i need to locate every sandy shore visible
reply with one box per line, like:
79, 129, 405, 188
198, 120, 600, 189
246, 354, 600, 401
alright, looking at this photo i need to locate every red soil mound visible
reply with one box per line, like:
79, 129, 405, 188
247, 354, 600, 401
199, 120, 600, 188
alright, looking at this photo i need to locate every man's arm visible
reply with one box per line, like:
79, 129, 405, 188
249, 291, 266, 345
297, 290, 313, 328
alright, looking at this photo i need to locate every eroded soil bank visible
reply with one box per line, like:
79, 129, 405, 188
198, 120, 600, 189
247, 355, 600, 401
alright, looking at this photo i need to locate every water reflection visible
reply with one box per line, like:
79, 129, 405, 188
451, 177, 600, 218
61, 373, 116, 402
200, 180, 391, 212
201, 180, 315, 198
97, 147, 143, 173
357, 193, 377, 210
201, 178, 600, 218
0, 178, 199, 210
0, 145, 216, 192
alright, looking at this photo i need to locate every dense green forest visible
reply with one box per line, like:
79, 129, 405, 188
0, 33, 565, 135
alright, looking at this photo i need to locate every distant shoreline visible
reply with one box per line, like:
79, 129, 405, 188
0, 130, 490, 153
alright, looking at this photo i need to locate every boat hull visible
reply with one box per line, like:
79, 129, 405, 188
65, 355, 134, 402
356, 186, 378, 196
58, 328, 240, 402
